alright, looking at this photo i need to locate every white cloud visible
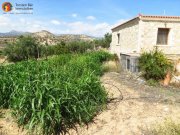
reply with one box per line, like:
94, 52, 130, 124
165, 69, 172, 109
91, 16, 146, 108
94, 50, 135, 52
86, 16, 96, 20
72, 13, 77, 18
0, 15, 11, 26
60, 21, 111, 37
0, 15, 113, 37
51, 20, 61, 25
19, 18, 26, 23
0, 15, 46, 32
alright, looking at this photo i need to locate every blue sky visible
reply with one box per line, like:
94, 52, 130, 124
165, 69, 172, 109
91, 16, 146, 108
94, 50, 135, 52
0, 0, 180, 37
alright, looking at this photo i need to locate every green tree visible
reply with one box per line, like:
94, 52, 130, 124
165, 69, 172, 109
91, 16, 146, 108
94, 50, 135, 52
4, 36, 41, 62
92, 33, 112, 48
104, 33, 112, 48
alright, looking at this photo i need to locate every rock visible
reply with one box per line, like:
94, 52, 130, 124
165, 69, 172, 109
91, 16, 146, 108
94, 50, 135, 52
170, 75, 180, 84
137, 78, 146, 84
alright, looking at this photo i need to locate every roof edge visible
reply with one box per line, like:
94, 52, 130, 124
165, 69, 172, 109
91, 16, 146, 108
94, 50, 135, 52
112, 14, 180, 30
111, 16, 139, 30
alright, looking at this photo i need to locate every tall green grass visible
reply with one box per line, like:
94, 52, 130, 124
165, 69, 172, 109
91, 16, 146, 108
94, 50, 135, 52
0, 51, 112, 134
0, 54, 72, 108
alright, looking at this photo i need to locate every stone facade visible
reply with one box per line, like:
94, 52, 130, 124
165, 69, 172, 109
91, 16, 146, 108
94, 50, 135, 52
110, 15, 180, 72
140, 20, 180, 55
111, 18, 140, 58
111, 15, 180, 56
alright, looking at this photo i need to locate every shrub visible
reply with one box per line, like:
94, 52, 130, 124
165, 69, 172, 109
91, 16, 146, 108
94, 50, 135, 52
93, 33, 112, 48
4, 36, 41, 62
2, 33, 112, 63
63, 41, 91, 53
0, 51, 111, 134
146, 79, 159, 86
139, 49, 173, 80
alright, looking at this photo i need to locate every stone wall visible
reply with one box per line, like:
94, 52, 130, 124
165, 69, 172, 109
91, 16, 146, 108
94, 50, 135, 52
111, 19, 180, 57
140, 20, 180, 55
110, 18, 140, 57
111, 17, 180, 72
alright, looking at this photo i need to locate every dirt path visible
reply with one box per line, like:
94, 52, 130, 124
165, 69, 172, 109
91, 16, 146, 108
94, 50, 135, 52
69, 72, 180, 135
1, 71, 180, 135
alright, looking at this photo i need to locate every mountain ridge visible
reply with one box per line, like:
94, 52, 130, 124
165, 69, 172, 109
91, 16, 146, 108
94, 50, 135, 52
0, 30, 97, 48
0, 30, 97, 39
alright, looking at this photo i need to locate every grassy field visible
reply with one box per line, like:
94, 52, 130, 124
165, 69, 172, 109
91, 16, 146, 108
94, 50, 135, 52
0, 51, 113, 135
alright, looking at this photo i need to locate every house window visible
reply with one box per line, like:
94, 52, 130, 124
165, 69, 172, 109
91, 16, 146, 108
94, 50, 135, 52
117, 33, 120, 44
157, 28, 170, 45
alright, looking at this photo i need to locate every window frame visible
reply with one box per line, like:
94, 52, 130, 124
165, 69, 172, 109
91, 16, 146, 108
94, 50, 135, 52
156, 28, 170, 45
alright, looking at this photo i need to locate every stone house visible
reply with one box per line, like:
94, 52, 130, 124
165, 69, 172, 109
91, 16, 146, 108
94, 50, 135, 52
110, 14, 180, 72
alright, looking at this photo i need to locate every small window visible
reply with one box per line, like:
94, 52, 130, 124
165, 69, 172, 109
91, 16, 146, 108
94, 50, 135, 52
127, 59, 130, 70
117, 33, 120, 44
157, 28, 169, 45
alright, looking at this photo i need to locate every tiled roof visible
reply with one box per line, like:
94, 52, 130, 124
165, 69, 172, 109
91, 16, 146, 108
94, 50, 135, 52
139, 14, 180, 19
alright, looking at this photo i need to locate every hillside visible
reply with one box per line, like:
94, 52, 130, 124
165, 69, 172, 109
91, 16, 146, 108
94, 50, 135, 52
0, 30, 96, 48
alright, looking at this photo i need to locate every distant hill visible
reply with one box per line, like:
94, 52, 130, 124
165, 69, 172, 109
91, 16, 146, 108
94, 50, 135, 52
0, 30, 97, 48
0, 30, 96, 40
32, 30, 55, 38
0, 30, 31, 37
57, 34, 96, 42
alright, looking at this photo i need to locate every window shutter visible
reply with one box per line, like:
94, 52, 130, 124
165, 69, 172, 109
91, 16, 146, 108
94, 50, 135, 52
157, 28, 169, 45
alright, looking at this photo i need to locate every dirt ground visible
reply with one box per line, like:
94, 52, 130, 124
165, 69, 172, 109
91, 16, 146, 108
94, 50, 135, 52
1, 71, 180, 135
0, 58, 5, 64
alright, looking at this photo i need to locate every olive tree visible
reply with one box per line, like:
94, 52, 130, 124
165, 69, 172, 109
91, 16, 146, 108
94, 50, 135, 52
4, 36, 41, 62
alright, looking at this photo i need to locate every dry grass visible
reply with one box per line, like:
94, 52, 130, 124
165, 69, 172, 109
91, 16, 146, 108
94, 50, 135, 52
102, 60, 121, 73
148, 118, 180, 135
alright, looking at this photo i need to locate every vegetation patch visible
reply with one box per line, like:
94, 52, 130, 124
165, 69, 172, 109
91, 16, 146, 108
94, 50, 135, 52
3, 33, 112, 63
148, 119, 180, 135
0, 51, 113, 135
139, 49, 173, 81
146, 79, 159, 86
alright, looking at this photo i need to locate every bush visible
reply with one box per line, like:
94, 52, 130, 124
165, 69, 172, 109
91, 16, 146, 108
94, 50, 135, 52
66, 41, 93, 53
139, 49, 173, 80
93, 33, 112, 48
146, 79, 159, 86
0, 51, 111, 134
3, 33, 111, 63
4, 36, 41, 62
